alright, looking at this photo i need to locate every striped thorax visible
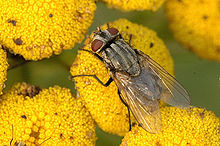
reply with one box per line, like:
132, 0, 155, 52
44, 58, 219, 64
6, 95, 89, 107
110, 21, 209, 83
91, 27, 140, 76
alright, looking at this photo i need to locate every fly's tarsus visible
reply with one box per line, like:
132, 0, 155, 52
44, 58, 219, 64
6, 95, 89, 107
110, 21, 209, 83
10, 125, 13, 146
72, 75, 113, 87
38, 137, 51, 145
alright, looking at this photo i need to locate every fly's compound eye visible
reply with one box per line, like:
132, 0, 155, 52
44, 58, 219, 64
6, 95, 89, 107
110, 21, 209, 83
107, 27, 119, 36
91, 39, 104, 52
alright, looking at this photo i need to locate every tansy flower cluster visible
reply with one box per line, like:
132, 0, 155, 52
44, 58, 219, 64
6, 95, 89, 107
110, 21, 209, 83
0, 0, 219, 145
0, 47, 8, 95
101, 0, 165, 11
70, 19, 174, 136
165, 0, 220, 61
121, 106, 220, 145
0, 82, 96, 145
0, 0, 96, 60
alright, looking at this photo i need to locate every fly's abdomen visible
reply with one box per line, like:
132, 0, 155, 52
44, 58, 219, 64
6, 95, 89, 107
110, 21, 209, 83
102, 39, 140, 76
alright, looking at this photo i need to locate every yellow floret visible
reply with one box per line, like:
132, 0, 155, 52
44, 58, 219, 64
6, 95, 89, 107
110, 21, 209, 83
165, 0, 220, 61
101, 0, 165, 11
0, 82, 96, 145
70, 19, 174, 136
121, 106, 220, 146
0, 47, 8, 95
0, 0, 96, 60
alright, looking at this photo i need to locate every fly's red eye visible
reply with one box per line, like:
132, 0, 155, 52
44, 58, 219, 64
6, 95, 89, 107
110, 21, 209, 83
91, 39, 103, 52
107, 27, 119, 36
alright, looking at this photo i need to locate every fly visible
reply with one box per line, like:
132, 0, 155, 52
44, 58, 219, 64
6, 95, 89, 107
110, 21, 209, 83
72, 26, 190, 133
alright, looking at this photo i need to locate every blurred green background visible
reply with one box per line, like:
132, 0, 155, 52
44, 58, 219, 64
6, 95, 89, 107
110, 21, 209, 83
6, 2, 220, 146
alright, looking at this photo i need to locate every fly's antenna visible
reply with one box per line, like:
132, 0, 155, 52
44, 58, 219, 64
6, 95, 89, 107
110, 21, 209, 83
38, 137, 51, 146
10, 124, 13, 146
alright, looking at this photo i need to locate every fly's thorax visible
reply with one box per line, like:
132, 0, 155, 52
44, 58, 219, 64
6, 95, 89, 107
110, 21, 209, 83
102, 39, 141, 76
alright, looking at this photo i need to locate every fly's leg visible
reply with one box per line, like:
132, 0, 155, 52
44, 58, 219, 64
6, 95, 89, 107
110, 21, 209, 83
129, 34, 132, 45
74, 48, 113, 86
10, 125, 13, 146
72, 74, 113, 87
39, 137, 51, 145
118, 89, 132, 131
76, 47, 132, 130
78, 48, 104, 61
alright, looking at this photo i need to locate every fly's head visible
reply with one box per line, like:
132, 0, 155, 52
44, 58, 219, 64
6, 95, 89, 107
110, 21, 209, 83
91, 27, 119, 53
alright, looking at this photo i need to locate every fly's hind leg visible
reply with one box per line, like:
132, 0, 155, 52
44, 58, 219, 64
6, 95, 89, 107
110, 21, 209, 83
118, 89, 132, 131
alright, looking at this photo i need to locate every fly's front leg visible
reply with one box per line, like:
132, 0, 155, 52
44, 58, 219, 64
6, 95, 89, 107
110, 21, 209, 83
118, 89, 132, 131
72, 74, 113, 87
74, 49, 113, 86
78, 48, 104, 61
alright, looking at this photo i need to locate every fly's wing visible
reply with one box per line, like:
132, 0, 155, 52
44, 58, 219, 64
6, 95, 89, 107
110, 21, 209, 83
112, 72, 162, 133
135, 49, 191, 108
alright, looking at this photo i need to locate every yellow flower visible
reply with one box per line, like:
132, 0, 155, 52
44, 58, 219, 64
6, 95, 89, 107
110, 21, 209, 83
101, 0, 165, 11
70, 19, 174, 136
0, 0, 96, 61
165, 0, 220, 61
121, 106, 220, 146
0, 47, 8, 95
0, 82, 96, 145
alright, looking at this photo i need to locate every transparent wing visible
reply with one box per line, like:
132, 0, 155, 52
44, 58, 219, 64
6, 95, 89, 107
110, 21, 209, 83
135, 49, 191, 108
112, 72, 162, 133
